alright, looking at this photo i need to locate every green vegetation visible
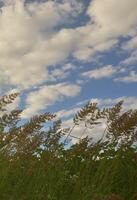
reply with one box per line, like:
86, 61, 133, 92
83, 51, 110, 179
0, 93, 137, 200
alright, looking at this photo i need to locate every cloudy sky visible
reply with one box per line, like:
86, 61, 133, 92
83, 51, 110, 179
0, 0, 137, 139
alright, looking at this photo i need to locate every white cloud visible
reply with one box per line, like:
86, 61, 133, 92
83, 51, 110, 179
122, 35, 137, 51
56, 107, 80, 119
87, 0, 137, 37
62, 63, 76, 71
21, 83, 81, 118
1, 0, 137, 91
0, 0, 137, 120
73, 0, 137, 61
0, 0, 83, 90
82, 65, 118, 79
121, 35, 137, 65
95, 96, 137, 111
121, 50, 137, 65
115, 71, 137, 83
50, 63, 76, 81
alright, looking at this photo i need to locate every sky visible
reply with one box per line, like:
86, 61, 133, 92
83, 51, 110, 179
0, 0, 137, 141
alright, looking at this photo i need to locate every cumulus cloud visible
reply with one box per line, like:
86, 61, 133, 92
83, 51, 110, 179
87, 0, 137, 37
121, 34, 137, 65
82, 65, 118, 79
56, 107, 80, 119
21, 83, 81, 118
115, 71, 137, 83
121, 51, 137, 65
0, 0, 83, 90
1, 0, 137, 119
93, 96, 137, 111
1, 0, 137, 91
49, 63, 76, 81
122, 35, 137, 51
73, 0, 137, 61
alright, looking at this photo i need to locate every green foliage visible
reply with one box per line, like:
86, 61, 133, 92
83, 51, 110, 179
0, 94, 136, 200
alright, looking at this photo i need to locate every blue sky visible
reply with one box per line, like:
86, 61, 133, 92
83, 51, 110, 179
0, 0, 137, 139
